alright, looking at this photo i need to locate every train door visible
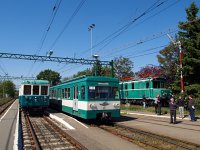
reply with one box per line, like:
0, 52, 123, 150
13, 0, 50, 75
73, 86, 78, 111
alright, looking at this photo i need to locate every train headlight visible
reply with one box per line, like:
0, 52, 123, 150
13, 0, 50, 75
90, 103, 97, 109
113, 103, 120, 107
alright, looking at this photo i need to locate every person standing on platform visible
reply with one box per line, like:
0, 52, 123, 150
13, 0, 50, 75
157, 94, 161, 115
177, 96, 185, 119
154, 97, 158, 114
169, 97, 177, 124
188, 95, 196, 121
143, 95, 147, 109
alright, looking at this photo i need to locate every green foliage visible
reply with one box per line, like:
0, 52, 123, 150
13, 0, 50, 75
114, 56, 134, 79
157, 44, 179, 88
157, 2, 200, 110
0, 80, 15, 98
36, 69, 61, 86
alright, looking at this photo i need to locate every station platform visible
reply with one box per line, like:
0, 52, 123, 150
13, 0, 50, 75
0, 100, 19, 150
46, 108, 144, 150
118, 110, 200, 145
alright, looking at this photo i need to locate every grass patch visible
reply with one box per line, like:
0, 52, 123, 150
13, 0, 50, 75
0, 98, 13, 106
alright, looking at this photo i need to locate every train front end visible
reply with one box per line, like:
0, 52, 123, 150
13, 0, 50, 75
19, 80, 50, 111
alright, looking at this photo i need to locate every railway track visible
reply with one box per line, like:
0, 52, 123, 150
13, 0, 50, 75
0, 99, 15, 116
120, 114, 200, 132
99, 123, 200, 150
20, 110, 87, 150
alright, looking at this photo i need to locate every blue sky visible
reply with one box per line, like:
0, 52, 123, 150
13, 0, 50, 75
0, 0, 199, 87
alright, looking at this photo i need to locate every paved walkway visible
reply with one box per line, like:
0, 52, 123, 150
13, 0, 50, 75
0, 100, 18, 150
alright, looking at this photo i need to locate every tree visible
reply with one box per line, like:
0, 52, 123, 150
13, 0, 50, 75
136, 65, 163, 79
157, 44, 179, 88
114, 56, 134, 80
36, 69, 61, 86
0, 80, 15, 98
178, 2, 200, 85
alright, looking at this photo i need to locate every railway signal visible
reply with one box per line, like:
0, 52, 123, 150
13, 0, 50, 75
167, 34, 184, 93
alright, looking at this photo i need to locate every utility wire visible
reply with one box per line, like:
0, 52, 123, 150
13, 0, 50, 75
77, 0, 168, 58
27, 0, 62, 77
49, 0, 86, 50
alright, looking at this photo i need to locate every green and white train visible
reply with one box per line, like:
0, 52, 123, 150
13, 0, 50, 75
49, 76, 120, 119
120, 77, 171, 105
19, 80, 50, 111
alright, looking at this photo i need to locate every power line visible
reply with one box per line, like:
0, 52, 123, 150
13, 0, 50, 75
27, 0, 62, 76
77, 0, 169, 58
36, 0, 62, 55
49, 0, 86, 50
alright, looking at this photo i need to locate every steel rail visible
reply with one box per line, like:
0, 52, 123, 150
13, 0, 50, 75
99, 123, 200, 150
44, 115, 87, 150
24, 112, 42, 150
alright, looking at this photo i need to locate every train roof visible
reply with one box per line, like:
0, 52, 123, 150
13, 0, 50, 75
21, 80, 50, 85
120, 77, 166, 83
53, 75, 118, 86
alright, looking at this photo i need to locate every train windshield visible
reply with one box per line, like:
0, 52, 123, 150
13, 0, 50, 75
41, 86, 48, 95
24, 85, 31, 95
88, 86, 119, 100
153, 81, 166, 88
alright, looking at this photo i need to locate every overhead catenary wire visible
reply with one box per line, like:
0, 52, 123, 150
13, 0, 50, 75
26, 0, 62, 77
48, 0, 87, 50
95, 0, 181, 56
76, 0, 169, 58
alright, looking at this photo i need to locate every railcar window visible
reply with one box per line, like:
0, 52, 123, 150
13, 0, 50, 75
125, 84, 128, 90
153, 81, 160, 88
58, 88, 61, 98
33, 85, 39, 95
64, 88, 70, 99
74, 86, 78, 99
81, 86, 85, 99
146, 82, 149, 88
132, 83, 134, 89
62, 89, 65, 98
41, 86, 48, 95
24, 85, 31, 95
161, 82, 166, 88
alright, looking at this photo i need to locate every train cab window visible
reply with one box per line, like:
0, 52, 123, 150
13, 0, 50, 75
33, 85, 39, 95
81, 86, 85, 99
89, 86, 112, 100
24, 85, 31, 95
41, 86, 48, 95
132, 83, 134, 89
146, 82, 149, 88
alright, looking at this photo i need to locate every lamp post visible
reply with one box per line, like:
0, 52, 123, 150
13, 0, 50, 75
88, 24, 95, 58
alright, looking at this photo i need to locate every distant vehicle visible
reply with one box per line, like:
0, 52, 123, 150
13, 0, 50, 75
120, 77, 171, 105
19, 80, 50, 111
49, 76, 120, 119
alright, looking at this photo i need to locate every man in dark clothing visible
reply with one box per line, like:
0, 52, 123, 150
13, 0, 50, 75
169, 98, 177, 124
188, 95, 196, 121
177, 96, 184, 119
157, 94, 161, 115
